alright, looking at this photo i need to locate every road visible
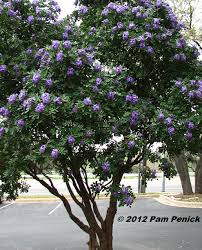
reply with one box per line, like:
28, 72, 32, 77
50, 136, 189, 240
0, 199, 201, 250
20, 176, 195, 197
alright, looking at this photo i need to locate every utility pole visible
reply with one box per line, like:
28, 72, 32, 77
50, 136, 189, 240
162, 172, 166, 192
138, 165, 141, 193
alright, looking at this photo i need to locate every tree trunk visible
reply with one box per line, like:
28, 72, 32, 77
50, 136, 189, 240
99, 220, 113, 250
195, 153, 202, 194
174, 153, 193, 195
140, 158, 147, 193
88, 232, 99, 250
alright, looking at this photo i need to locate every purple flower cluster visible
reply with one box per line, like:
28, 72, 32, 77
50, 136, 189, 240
175, 80, 181, 87
64, 41, 72, 49
123, 196, 133, 206
186, 121, 194, 130
115, 66, 123, 75
67, 135, 76, 145
35, 103, 45, 113
75, 59, 83, 68
122, 31, 129, 41
181, 86, 187, 93
147, 46, 154, 54
168, 126, 175, 136
120, 186, 129, 195
117, 22, 124, 29
116, 5, 128, 14
54, 97, 62, 105
129, 22, 135, 30
106, 91, 115, 101
32, 73, 41, 84
67, 67, 75, 77
45, 79, 53, 88
96, 78, 102, 86
0, 107, 10, 117
158, 116, 176, 136
22, 97, 35, 110
184, 131, 192, 140
175, 79, 202, 100
103, 3, 129, 16
128, 141, 135, 149
150, 169, 157, 179
153, 18, 160, 29
156, 0, 163, 8
27, 15, 34, 24
183, 121, 194, 140
101, 162, 110, 173
16, 119, 25, 128
126, 76, 134, 83
78, 5, 88, 16
176, 38, 186, 48
92, 85, 99, 93
0, 127, 5, 137
56, 51, 64, 62
92, 104, 101, 112
0, 64, 7, 73
174, 53, 186, 62
126, 94, 139, 104
157, 112, 165, 122
8, 94, 18, 104
39, 145, 46, 154
51, 149, 59, 159
85, 130, 93, 138
165, 117, 173, 126
78, 49, 86, 57
52, 40, 60, 50
102, 19, 109, 25
83, 97, 92, 106
130, 111, 139, 127
94, 63, 102, 72
129, 38, 136, 46
41, 93, 51, 104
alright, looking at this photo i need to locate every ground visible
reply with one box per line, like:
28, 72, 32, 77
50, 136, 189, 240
174, 194, 202, 202
19, 175, 195, 197
0, 199, 201, 250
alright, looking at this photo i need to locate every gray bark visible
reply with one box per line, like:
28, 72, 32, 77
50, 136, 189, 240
174, 153, 193, 195
195, 153, 202, 194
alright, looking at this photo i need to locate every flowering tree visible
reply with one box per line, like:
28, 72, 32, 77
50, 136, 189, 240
0, 0, 201, 250
76, 0, 201, 195
0, 0, 66, 197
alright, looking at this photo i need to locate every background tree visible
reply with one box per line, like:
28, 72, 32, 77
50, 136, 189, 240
170, 0, 202, 49
168, 0, 202, 194
159, 76, 202, 194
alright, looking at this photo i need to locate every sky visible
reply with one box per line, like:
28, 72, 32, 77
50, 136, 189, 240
57, 0, 75, 16
58, 0, 202, 27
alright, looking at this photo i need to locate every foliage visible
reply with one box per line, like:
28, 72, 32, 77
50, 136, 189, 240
159, 158, 177, 179
0, 0, 65, 104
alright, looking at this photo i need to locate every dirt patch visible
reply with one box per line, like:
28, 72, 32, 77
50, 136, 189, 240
173, 194, 202, 202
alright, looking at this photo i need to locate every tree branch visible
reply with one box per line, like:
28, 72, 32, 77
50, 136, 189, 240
26, 168, 90, 234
